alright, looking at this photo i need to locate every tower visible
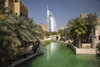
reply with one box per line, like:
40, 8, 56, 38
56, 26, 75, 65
47, 7, 57, 32
47, 6, 50, 32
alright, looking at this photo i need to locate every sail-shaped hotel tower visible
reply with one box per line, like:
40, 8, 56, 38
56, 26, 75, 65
47, 7, 57, 32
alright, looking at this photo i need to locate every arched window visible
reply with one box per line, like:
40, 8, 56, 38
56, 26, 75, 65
16, 13, 17, 15
99, 36, 100, 40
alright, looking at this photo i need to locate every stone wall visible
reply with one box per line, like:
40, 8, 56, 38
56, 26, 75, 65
5, 0, 28, 18
76, 48, 96, 54
82, 43, 91, 48
68, 41, 96, 54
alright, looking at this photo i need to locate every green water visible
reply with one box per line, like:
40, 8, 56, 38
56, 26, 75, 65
17, 42, 100, 67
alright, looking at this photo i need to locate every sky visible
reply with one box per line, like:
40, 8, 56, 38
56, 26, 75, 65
21, 0, 100, 30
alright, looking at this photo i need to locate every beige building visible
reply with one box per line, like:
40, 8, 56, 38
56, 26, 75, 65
5, 0, 28, 18
60, 26, 65, 30
95, 17, 100, 43
40, 23, 47, 31
80, 14, 87, 18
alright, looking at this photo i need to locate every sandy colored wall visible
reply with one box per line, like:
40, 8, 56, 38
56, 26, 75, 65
5, 0, 28, 18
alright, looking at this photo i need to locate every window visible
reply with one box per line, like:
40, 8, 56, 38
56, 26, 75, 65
16, 13, 17, 15
21, 12, 22, 16
15, 0, 18, 2
99, 36, 100, 40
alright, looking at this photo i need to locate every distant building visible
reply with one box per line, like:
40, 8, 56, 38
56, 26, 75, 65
95, 17, 100, 43
40, 23, 47, 31
5, 0, 28, 18
80, 14, 87, 18
60, 26, 65, 30
47, 7, 57, 32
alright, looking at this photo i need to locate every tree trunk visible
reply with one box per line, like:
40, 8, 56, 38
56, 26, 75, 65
78, 35, 82, 48
91, 27, 94, 48
73, 36, 76, 46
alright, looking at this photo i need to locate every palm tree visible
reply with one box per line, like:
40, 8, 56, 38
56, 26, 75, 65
86, 13, 98, 48
0, 14, 21, 66
74, 20, 87, 47
67, 17, 87, 48
0, 13, 44, 66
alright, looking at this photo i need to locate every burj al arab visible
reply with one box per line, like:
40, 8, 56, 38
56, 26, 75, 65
47, 7, 57, 32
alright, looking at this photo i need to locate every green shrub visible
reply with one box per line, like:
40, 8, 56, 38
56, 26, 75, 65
96, 42, 100, 52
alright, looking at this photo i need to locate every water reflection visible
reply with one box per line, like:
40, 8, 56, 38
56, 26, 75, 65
47, 42, 57, 61
17, 42, 100, 67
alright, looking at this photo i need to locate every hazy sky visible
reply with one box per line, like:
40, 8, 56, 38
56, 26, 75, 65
21, 0, 100, 30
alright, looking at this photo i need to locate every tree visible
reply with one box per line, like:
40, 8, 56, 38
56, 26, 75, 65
58, 29, 64, 38
67, 17, 87, 48
0, 14, 21, 66
44, 32, 51, 36
0, 14, 44, 66
74, 20, 87, 47
86, 13, 98, 48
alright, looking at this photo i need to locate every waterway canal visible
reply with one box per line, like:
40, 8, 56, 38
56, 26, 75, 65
17, 41, 100, 67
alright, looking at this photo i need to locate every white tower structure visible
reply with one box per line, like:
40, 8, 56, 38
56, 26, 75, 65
47, 6, 50, 31
47, 7, 57, 32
